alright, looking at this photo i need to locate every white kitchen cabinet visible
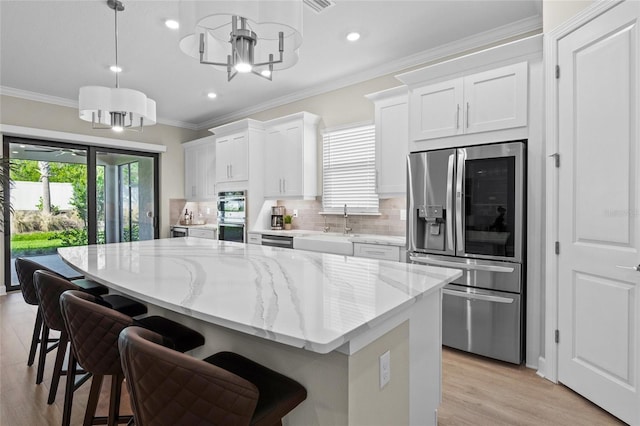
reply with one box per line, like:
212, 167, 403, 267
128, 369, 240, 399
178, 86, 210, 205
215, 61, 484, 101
215, 132, 248, 183
183, 136, 216, 201
247, 232, 262, 245
409, 62, 528, 141
366, 87, 408, 197
353, 242, 401, 262
263, 112, 320, 199
188, 227, 216, 240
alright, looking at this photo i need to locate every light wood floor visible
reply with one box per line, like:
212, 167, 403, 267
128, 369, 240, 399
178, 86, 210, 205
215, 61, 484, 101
1, 291, 626, 425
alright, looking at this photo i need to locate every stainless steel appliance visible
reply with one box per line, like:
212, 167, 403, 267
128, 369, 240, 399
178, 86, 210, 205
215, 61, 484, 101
261, 234, 294, 249
407, 141, 526, 364
271, 206, 285, 230
170, 226, 188, 238
217, 191, 246, 243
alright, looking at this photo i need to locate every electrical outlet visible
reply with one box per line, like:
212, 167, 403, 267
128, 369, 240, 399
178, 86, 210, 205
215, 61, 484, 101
379, 350, 391, 389
293, 209, 298, 218
400, 209, 407, 221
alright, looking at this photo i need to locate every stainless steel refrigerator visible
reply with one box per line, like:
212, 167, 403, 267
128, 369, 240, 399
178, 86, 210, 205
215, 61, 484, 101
407, 141, 526, 364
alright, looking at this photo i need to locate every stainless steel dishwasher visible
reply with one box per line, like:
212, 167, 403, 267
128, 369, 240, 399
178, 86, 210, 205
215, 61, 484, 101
261, 235, 294, 249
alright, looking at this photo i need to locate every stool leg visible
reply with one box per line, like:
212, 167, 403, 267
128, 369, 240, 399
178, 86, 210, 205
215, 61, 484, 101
47, 332, 68, 404
107, 373, 124, 426
62, 352, 77, 426
84, 374, 103, 426
36, 323, 50, 384
28, 309, 43, 366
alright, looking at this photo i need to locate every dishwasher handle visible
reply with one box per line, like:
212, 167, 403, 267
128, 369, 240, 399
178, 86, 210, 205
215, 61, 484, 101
442, 288, 514, 304
409, 256, 515, 273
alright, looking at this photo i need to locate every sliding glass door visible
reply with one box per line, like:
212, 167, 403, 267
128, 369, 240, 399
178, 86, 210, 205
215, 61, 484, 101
3, 137, 159, 292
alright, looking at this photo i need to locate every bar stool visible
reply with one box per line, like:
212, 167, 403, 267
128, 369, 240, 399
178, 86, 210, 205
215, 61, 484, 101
32, 270, 149, 402
119, 326, 307, 426
59, 290, 205, 426
15, 257, 108, 369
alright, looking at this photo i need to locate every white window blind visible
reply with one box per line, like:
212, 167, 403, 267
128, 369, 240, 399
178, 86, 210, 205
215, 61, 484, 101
322, 124, 379, 213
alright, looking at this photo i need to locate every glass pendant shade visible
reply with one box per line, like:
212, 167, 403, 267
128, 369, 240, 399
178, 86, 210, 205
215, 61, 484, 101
179, 0, 303, 76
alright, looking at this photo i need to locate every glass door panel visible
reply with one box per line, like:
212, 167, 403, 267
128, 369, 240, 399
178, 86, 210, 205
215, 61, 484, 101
95, 150, 156, 244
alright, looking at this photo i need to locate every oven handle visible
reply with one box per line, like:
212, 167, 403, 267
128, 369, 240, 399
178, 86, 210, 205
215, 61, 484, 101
443, 288, 514, 304
218, 223, 245, 228
409, 256, 514, 273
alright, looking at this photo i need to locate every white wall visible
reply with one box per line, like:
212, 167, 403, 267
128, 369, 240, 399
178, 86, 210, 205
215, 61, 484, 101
543, 0, 594, 32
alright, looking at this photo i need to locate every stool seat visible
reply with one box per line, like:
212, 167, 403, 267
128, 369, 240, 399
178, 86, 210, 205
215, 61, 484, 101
135, 316, 204, 353
204, 351, 307, 426
100, 294, 147, 317
70, 278, 108, 296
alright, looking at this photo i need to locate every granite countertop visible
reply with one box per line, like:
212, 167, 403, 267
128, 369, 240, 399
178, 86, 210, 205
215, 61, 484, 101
59, 238, 459, 354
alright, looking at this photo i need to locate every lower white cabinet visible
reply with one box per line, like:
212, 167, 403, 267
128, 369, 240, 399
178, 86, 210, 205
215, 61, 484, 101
247, 233, 262, 245
353, 243, 401, 262
188, 227, 216, 240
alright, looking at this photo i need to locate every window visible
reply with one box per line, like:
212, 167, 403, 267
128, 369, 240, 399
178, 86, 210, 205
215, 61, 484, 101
322, 124, 378, 213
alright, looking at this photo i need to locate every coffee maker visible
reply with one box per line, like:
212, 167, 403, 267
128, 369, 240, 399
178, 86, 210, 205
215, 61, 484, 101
271, 206, 285, 230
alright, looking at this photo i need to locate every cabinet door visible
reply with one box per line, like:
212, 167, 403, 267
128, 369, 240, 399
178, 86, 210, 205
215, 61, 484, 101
184, 145, 198, 200
215, 137, 232, 183
203, 143, 216, 199
281, 123, 303, 196
264, 128, 283, 197
376, 96, 408, 196
410, 79, 463, 140
463, 62, 528, 134
229, 133, 248, 182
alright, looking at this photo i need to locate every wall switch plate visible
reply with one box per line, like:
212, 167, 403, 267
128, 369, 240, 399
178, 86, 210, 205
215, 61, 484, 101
293, 209, 298, 217
379, 350, 391, 389
400, 209, 407, 221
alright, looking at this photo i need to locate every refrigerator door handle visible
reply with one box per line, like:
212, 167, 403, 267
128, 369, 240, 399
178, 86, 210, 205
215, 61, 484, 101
455, 149, 465, 253
443, 288, 514, 304
409, 256, 515, 273
446, 154, 455, 251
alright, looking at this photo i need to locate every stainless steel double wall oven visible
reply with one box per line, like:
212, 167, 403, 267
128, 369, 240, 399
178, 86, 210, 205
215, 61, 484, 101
407, 141, 526, 364
217, 191, 246, 243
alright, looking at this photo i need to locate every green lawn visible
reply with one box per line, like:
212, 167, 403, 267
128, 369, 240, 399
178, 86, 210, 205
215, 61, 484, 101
11, 231, 63, 256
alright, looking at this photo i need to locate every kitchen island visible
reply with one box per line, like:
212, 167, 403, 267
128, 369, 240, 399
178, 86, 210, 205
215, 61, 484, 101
59, 238, 461, 425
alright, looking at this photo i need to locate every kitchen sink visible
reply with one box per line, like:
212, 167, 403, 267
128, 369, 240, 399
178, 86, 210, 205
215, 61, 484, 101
292, 233, 355, 256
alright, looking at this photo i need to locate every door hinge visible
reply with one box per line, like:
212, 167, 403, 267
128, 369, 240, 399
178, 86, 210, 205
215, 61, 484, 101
555, 329, 560, 343
549, 153, 560, 168
555, 241, 560, 255
555, 65, 560, 79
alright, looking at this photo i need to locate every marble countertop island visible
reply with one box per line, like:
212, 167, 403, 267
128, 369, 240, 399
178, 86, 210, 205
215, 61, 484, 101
58, 237, 460, 354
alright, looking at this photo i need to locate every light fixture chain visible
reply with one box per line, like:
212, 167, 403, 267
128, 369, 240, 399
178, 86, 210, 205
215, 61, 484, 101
114, 1, 119, 88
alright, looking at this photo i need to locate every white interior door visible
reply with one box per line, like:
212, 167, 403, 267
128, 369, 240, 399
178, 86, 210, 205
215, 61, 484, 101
557, 1, 640, 424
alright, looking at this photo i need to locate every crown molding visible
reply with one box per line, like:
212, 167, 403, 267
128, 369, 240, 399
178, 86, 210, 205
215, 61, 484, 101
198, 14, 542, 129
0, 86, 199, 131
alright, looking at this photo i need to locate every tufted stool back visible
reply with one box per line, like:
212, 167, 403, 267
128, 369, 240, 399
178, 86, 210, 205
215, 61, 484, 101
34, 270, 77, 332
15, 257, 55, 306
119, 326, 259, 426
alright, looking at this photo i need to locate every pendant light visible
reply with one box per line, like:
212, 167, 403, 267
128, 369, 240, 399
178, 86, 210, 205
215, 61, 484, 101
79, 0, 156, 132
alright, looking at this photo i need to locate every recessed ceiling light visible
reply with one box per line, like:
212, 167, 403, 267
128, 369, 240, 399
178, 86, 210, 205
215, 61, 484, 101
207, 92, 217, 99
261, 69, 272, 77
165, 19, 179, 30
110, 65, 122, 73
346, 32, 360, 42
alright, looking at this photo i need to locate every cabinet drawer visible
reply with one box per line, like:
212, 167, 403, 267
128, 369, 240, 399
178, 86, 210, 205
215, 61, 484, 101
188, 228, 216, 239
247, 234, 262, 245
353, 243, 400, 261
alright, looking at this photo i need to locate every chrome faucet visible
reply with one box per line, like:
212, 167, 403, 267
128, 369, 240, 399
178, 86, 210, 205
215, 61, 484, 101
343, 204, 352, 234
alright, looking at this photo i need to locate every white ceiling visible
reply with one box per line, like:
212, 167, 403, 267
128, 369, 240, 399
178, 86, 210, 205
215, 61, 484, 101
0, 0, 542, 130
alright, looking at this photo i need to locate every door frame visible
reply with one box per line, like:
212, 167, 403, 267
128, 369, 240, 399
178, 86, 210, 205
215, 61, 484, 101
0, 124, 167, 296
543, 0, 625, 383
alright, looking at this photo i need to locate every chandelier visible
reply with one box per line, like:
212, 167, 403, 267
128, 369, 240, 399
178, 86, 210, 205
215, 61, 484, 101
78, 0, 156, 132
179, 1, 303, 81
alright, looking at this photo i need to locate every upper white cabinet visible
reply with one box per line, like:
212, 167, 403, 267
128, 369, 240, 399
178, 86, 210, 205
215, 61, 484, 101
366, 87, 408, 197
263, 112, 320, 199
183, 136, 216, 201
211, 119, 263, 185
410, 62, 528, 141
